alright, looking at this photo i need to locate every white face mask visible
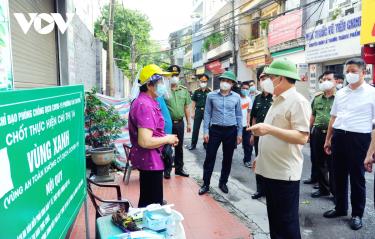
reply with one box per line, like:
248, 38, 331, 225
170, 76, 179, 85
319, 81, 334, 91
260, 78, 274, 94
200, 82, 207, 88
336, 83, 343, 90
220, 81, 232, 91
346, 73, 360, 84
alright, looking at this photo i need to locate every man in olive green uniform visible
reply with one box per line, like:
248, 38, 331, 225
165, 65, 192, 178
188, 74, 211, 150
310, 71, 336, 199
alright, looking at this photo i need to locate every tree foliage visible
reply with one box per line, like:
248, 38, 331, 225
94, 4, 166, 79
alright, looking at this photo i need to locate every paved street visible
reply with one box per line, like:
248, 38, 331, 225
180, 131, 375, 239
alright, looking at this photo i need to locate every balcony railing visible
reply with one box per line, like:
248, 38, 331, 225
240, 37, 266, 57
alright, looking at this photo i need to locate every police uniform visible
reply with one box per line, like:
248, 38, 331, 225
311, 93, 335, 197
305, 91, 324, 185
165, 65, 191, 177
190, 87, 211, 149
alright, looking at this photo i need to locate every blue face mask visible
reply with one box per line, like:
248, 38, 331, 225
156, 83, 167, 97
249, 86, 257, 92
241, 89, 250, 96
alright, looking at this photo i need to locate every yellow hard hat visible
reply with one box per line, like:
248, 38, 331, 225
139, 64, 172, 85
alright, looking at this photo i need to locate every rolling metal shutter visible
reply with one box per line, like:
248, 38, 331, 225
9, 0, 58, 88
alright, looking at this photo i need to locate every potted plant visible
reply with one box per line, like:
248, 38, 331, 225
85, 88, 127, 182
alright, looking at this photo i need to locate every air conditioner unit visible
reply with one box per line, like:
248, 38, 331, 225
345, 7, 354, 16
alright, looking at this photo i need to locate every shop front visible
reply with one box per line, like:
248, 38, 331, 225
305, 11, 366, 96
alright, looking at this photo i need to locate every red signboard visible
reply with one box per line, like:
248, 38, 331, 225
206, 60, 224, 75
268, 9, 303, 47
362, 45, 375, 64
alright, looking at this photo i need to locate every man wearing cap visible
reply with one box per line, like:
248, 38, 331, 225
198, 71, 242, 195
188, 74, 211, 150
165, 65, 192, 178
248, 59, 311, 239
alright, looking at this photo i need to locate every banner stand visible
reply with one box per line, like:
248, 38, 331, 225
84, 199, 90, 239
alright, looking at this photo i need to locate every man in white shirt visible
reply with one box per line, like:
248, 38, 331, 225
323, 58, 375, 230
240, 82, 253, 168
248, 59, 311, 239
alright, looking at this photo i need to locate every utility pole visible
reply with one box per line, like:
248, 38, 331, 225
231, 0, 237, 75
106, 0, 115, 96
131, 36, 136, 82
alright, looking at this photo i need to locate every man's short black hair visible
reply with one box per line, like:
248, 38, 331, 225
285, 77, 296, 84
248, 80, 255, 84
318, 74, 324, 81
345, 57, 366, 69
139, 81, 155, 92
323, 71, 335, 76
334, 73, 345, 80
241, 82, 250, 87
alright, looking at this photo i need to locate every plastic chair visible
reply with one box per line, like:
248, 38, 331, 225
122, 144, 133, 185
86, 177, 131, 220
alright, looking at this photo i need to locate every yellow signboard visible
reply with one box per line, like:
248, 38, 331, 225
360, 0, 375, 45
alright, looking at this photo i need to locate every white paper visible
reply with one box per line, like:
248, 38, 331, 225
0, 147, 14, 199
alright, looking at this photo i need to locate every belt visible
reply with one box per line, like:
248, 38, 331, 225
314, 126, 328, 134
211, 124, 236, 129
172, 119, 183, 124
334, 129, 369, 135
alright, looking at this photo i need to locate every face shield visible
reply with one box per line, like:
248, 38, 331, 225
130, 69, 142, 101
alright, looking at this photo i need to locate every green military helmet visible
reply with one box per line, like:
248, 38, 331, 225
264, 58, 300, 81
218, 70, 237, 83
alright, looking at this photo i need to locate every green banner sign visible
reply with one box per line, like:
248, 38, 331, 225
0, 85, 86, 239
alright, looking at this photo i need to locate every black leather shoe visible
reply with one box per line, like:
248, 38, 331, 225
251, 192, 264, 199
303, 178, 317, 184
219, 184, 229, 194
311, 190, 330, 198
175, 169, 189, 177
164, 171, 171, 179
187, 145, 196, 150
323, 209, 347, 218
198, 185, 210, 195
350, 216, 363, 230
313, 184, 320, 189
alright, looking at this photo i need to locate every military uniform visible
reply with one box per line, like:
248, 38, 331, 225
165, 84, 191, 175
190, 87, 211, 148
311, 93, 335, 197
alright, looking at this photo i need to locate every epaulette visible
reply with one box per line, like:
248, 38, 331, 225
314, 91, 324, 97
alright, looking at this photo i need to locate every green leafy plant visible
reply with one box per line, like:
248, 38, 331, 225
331, 8, 342, 20
202, 32, 224, 52
260, 20, 269, 30
85, 88, 127, 148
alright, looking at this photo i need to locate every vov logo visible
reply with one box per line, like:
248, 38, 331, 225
14, 13, 75, 34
